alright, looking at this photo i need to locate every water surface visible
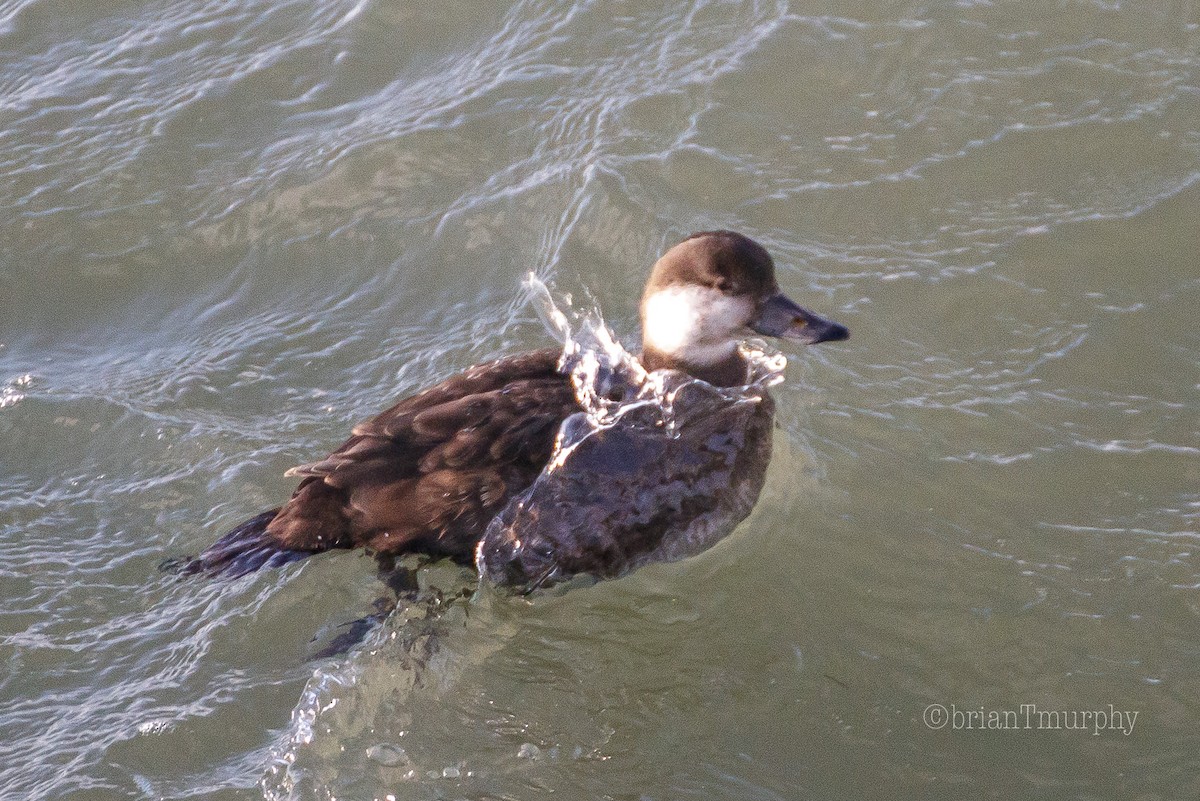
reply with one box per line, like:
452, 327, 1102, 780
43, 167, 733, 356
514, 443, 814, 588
2, 0, 1198, 799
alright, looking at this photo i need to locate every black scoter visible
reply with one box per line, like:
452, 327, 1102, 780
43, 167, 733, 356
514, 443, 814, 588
186, 231, 848, 583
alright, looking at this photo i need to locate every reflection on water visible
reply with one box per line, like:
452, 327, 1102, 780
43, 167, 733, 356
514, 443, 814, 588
1, 0, 1198, 798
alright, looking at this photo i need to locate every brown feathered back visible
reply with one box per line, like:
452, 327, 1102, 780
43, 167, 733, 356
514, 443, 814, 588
264, 348, 579, 560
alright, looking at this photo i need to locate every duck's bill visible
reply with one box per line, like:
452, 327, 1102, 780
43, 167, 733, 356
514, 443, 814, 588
750, 292, 849, 345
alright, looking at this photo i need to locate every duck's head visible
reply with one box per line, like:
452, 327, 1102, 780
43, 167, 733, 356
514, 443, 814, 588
640, 231, 849, 386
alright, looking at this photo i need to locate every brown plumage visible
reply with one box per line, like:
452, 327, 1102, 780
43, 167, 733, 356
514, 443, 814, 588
270, 349, 574, 555
185, 230, 848, 580
187, 349, 578, 575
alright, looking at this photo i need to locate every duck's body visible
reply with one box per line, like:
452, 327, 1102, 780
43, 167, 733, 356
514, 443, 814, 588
187, 231, 848, 583
477, 369, 778, 589
188, 348, 580, 575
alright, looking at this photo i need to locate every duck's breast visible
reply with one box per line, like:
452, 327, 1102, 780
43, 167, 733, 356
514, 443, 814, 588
476, 390, 775, 589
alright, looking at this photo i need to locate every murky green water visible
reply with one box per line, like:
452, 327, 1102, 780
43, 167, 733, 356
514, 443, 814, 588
2, 0, 1198, 798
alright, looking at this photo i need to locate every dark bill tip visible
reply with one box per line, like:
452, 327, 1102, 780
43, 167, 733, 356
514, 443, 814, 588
750, 292, 850, 345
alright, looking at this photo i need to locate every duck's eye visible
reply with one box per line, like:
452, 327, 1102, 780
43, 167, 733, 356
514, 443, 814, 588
714, 278, 734, 293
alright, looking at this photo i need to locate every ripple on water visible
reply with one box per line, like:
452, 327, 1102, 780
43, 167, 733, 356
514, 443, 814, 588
2, 0, 1199, 797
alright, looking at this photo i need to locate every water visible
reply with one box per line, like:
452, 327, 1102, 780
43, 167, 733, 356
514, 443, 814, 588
1, 0, 1197, 798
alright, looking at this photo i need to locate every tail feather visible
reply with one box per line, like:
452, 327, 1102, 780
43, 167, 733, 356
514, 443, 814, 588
179, 509, 314, 578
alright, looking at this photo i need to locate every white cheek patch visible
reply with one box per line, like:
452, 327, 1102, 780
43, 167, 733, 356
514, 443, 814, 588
643, 287, 703, 355
642, 286, 751, 364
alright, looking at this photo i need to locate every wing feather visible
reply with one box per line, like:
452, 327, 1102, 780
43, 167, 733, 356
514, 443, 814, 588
265, 348, 578, 557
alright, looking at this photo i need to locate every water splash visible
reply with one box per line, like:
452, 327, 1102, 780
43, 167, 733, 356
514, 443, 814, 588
524, 272, 786, 439
0, 373, 32, 409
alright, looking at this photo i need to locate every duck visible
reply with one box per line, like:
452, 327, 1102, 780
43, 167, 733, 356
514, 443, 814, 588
185, 231, 848, 584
